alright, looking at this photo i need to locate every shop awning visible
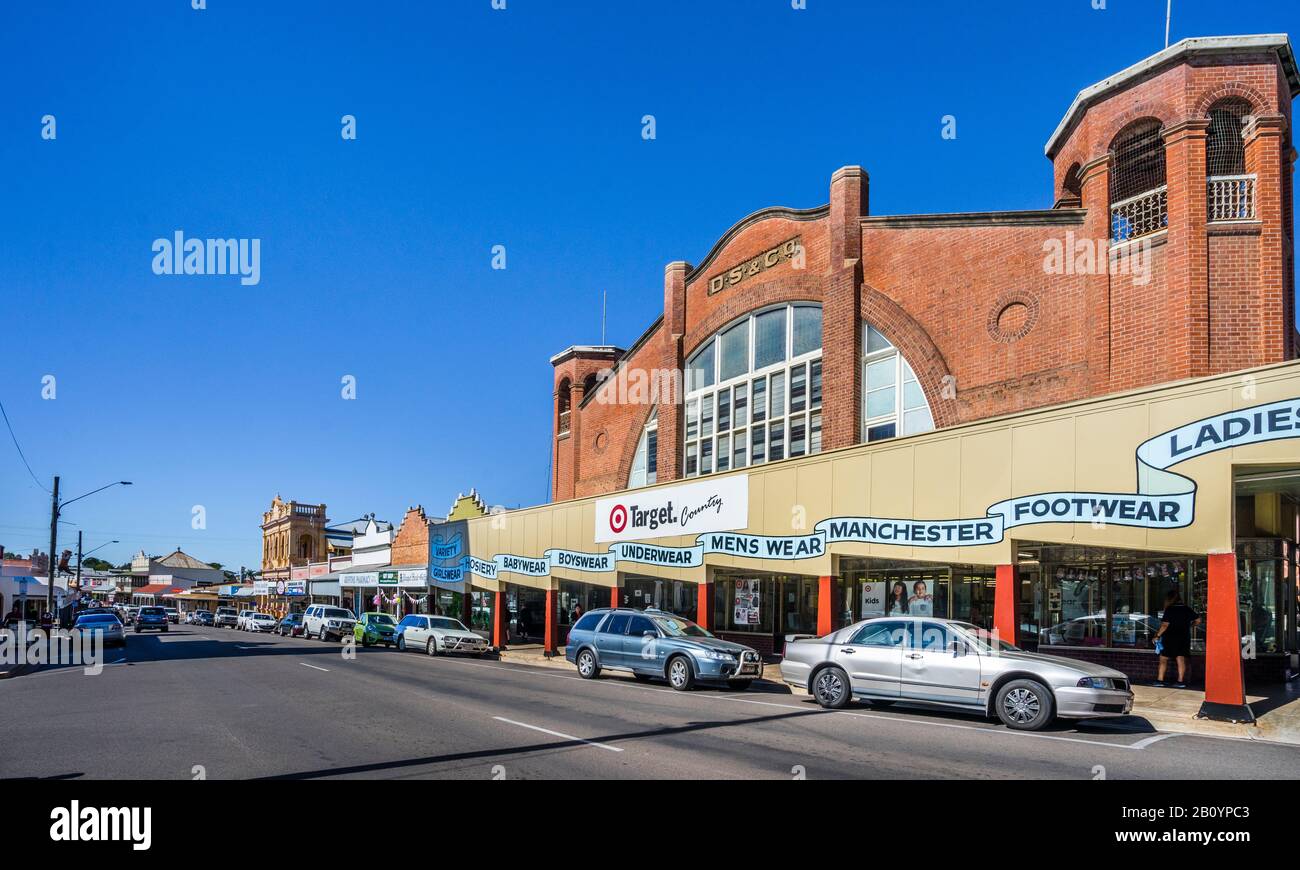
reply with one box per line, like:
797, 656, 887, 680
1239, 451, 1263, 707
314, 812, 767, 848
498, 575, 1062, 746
134, 583, 183, 597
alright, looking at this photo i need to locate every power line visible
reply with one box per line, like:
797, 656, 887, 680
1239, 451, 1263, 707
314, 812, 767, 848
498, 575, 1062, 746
0, 396, 48, 493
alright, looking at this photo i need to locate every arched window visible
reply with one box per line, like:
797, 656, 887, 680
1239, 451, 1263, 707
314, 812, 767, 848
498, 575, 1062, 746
1108, 120, 1166, 242
628, 410, 658, 488
298, 534, 314, 561
683, 303, 822, 477
556, 379, 571, 436
1206, 99, 1253, 222
861, 322, 934, 442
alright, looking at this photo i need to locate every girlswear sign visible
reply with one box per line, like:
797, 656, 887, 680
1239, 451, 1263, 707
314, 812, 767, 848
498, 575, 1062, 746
469, 397, 1300, 579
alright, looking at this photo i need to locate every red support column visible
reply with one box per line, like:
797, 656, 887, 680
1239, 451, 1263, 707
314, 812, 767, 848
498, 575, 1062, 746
544, 587, 558, 654
492, 589, 507, 650
610, 586, 619, 609
1200, 552, 1253, 722
816, 576, 833, 637
697, 582, 713, 630
993, 564, 1017, 647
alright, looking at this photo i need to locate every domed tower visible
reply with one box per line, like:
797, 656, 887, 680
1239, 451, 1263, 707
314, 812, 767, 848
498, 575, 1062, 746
1045, 35, 1299, 392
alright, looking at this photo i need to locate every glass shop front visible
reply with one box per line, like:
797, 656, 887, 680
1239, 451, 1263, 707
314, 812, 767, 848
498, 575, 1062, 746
710, 569, 819, 656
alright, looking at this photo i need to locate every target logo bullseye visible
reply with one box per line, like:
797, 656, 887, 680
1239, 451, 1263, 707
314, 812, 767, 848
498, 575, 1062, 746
609, 504, 628, 533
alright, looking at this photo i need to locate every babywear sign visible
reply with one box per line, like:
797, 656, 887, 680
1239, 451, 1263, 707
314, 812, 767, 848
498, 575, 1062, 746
465, 397, 1300, 579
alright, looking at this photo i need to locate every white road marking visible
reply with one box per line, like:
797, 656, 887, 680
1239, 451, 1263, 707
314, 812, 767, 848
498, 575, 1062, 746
235, 646, 260, 650
492, 715, 623, 752
399, 655, 1175, 751
299, 662, 329, 672
156, 636, 207, 642
1129, 732, 1180, 749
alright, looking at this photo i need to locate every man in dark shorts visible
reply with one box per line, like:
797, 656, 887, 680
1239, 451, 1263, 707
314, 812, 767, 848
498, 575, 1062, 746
1152, 590, 1201, 688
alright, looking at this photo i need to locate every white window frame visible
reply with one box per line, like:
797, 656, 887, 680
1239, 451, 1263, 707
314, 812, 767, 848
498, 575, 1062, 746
861, 323, 934, 443
628, 412, 659, 489
683, 303, 823, 478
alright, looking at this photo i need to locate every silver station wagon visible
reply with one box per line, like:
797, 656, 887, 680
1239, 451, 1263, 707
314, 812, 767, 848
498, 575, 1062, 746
566, 607, 763, 691
781, 617, 1133, 731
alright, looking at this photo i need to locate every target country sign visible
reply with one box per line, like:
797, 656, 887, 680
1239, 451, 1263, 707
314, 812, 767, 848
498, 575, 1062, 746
595, 476, 750, 543
464, 397, 1300, 580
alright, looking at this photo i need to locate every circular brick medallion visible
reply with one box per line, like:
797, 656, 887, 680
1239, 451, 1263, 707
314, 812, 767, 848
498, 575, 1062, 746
987, 292, 1040, 343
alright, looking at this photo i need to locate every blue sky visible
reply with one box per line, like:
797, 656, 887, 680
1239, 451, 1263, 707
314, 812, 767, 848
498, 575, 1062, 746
1, 0, 1296, 572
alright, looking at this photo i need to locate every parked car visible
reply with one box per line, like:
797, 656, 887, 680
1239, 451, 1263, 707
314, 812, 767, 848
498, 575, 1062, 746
276, 612, 304, 637
353, 612, 398, 647
565, 607, 762, 691
302, 604, 356, 641
244, 613, 277, 633
395, 614, 488, 656
236, 609, 257, 630
213, 607, 239, 629
118, 606, 137, 625
191, 610, 214, 626
780, 617, 1134, 731
1041, 613, 1160, 649
134, 606, 170, 633
73, 611, 126, 647
163, 608, 180, 624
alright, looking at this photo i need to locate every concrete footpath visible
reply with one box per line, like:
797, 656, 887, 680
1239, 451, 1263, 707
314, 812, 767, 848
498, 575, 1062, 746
496, 645, 1300, 745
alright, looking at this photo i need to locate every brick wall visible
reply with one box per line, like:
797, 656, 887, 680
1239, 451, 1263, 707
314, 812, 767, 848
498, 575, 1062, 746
550, 42, 1296, 503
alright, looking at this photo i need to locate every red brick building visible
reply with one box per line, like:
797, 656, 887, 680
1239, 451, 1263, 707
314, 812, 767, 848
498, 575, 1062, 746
552, 35, 1298, 504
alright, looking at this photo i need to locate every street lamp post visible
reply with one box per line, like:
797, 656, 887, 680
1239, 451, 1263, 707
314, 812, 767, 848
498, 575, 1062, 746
46, 478, 132, 617
76, 536, 120, 597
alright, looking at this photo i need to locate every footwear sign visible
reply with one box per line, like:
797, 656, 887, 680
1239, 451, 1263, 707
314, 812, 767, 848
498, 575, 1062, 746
466, 396, 1300, 578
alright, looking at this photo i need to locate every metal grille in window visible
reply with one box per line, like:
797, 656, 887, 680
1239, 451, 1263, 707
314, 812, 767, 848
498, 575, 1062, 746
1109, 121, 1166, 243
1206, 100, 1253, 222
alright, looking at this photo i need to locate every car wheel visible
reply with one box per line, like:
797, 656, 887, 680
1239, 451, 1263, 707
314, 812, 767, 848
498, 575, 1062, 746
812, 666, 851, 709
426, 638, 439, 656
162, 626, 168, 633
397, 636, 406, 652
995, 679, 1055, 731
576, 649, 599, 679
317, 627, 326, 641
667, 656, 695, 691
727, 679, 753, 691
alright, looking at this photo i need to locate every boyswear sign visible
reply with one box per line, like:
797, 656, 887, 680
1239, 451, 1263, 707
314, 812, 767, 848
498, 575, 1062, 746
594, 476, 749, 543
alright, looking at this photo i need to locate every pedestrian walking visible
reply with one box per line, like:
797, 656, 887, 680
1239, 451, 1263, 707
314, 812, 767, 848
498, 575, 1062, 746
1152, 589, 1200, 688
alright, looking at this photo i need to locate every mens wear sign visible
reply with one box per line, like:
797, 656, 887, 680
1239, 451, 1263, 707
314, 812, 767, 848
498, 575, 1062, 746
468, 396, 1300, 578
594, 475, 749, 543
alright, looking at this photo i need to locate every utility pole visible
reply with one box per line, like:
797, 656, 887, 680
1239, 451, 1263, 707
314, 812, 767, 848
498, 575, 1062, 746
47, 475, 60, 618
75, 529, 83, 594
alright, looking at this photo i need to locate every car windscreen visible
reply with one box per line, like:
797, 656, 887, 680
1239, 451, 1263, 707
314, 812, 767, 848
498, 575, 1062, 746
370, 614, 395, 625
652, 616, 712, 638
429, 617, 467, 631
324, 608, 352, 618
140, 608, 165, 616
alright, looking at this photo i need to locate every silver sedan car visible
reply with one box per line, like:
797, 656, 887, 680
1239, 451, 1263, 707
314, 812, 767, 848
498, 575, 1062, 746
781, 617, 1133, 731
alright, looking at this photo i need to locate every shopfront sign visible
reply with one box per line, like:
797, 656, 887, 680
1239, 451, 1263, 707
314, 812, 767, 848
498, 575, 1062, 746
473, 396, 1300, 575
595, 475, 749, 543
253, 581, 269, 595
285, 580, 307, 596
341, 572, 380, 588
378, 571, 398, 586
397, 569, 427, 587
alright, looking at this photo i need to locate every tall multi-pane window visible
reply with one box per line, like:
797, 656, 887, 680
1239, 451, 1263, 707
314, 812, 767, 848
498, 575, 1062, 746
683, 303, 822, 477
861, 322, 934, 442
627, 411, 658, 489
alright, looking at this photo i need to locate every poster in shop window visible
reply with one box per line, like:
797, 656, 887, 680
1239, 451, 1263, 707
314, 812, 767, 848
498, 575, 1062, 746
733, 578, 761, 625
860, 582, 886, 618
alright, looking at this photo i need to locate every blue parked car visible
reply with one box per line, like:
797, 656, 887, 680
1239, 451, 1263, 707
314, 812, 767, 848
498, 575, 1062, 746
134, 605, 170, 633
565, 607, 763, 691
